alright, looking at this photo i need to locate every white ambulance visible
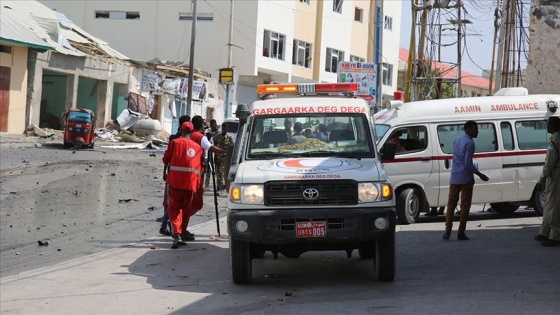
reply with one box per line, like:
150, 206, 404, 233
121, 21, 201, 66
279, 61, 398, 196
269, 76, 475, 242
227, 82, 396, 284
374, 90, 560, 224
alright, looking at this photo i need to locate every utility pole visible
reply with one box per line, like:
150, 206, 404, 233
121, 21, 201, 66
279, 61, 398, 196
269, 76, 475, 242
489, 0, 501, 94
224, 0, 234, 119
186, 0, 198, 116
375, 0, 383, 109
495, 0, 509, 91
456, 1, 462, 97
404, 0, 418, 102
449, 1, 470, 98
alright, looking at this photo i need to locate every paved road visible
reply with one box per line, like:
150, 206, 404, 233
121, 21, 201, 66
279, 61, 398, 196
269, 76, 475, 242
0, 134, 228, 278
3, 209, 560, 313
2, 133, 560, 314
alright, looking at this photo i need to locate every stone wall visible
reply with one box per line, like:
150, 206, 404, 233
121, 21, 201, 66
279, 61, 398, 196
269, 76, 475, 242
526, 0, 560, 94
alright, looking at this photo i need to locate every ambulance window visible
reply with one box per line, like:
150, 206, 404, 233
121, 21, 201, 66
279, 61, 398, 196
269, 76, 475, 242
388, 126, 427, 154
437, 123, 497, 154
500, 122, 514, 151
515, 120, 549, 150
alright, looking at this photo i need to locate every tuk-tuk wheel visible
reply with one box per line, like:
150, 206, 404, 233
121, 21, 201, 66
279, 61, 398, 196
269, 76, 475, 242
72, 141, 83, 150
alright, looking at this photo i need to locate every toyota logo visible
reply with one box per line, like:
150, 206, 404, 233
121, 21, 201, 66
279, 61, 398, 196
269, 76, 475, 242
302, 188, 320, 200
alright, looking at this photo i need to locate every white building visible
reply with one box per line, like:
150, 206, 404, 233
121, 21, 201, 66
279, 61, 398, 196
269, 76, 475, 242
40, 0, 402, 119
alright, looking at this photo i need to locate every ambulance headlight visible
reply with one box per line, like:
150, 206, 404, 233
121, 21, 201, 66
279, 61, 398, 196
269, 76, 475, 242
358, 183, 379, 202
230, 184, 264, 204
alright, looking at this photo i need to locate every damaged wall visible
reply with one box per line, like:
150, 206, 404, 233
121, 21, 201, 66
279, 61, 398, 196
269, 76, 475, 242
526, 0, 560, 94
28, 50, 131, 128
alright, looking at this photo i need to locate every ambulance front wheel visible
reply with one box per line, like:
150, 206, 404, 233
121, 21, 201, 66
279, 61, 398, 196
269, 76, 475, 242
231, 238, 252, 284
374, 233, 395, 282
396, 188, 421, 224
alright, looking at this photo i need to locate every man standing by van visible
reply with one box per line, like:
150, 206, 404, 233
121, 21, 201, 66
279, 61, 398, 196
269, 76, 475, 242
162, 122, 204, 249
535, 116, 560, 246
443, 121, 489, 241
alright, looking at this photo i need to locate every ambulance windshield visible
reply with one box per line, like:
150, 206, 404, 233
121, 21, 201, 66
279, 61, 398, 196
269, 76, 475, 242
247, 113, 375, 158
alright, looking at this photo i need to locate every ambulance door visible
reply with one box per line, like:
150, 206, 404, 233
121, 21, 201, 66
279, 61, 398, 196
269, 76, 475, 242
499, 121, 519, 201
383, 124, 437, 204
437, 122, 504, 205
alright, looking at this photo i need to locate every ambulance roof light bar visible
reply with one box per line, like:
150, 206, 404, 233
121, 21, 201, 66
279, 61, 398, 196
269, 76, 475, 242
257, 82, 359, 95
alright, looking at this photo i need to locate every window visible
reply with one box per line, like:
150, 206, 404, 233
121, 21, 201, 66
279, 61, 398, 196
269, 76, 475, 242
333, 0, 343, 13
354, 7, 363, 22
382, 63, 393, 86
263, 30, 285, 60
299, 0, 310, 4
437, 123, 497, 154
516, 120, 549, 150
388, 126, 428, 154
292, 39, 312, 68
95, 11, 140, 20
0, 45, 12, 54
500, 122, 514, 151
350, 55, 365, 62
179, 13, 214, 21
384, 15, 392, 31
325, 48, 344, 73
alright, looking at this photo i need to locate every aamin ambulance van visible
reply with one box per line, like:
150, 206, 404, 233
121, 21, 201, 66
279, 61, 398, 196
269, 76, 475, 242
227, 83, 396, 284
374, 90, 560, 224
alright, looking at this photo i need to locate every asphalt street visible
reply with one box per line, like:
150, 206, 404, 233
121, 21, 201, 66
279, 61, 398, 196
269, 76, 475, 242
1, 133, 560, 314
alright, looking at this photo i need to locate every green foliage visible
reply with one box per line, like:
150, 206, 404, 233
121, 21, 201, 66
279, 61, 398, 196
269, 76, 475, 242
416, 67, 454, 100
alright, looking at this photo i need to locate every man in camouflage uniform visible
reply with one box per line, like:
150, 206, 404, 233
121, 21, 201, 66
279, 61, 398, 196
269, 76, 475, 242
212, 122, 233, 191
536, 116, 560, 246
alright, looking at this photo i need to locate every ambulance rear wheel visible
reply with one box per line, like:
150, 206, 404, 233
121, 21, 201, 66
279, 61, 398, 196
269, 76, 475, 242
396, 188, 421, 224
531, 187, 545, 216
231, 238, 252, 284
490, 203, 519, 214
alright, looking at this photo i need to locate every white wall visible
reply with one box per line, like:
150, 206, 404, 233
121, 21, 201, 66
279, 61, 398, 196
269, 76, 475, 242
40, 0, 403, 110
381, 0, 403, 96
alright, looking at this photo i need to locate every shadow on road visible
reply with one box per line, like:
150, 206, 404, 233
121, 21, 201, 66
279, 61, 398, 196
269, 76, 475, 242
124, 214, 559, 315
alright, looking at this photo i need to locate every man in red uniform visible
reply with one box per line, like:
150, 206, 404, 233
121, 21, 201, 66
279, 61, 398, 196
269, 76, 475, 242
162, 122, 204, 249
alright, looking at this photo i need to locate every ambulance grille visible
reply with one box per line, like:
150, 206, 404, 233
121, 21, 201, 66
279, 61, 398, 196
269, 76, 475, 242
267, 217, 358, 231
264, 180, 357, 206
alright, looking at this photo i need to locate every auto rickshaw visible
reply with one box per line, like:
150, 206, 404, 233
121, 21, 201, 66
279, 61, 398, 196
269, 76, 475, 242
62, 108, 95, 149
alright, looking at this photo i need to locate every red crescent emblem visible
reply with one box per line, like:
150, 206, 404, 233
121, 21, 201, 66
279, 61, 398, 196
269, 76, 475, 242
283, 159, 311, 168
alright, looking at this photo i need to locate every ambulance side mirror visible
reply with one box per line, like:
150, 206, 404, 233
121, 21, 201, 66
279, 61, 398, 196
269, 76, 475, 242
381, 142, 396, 161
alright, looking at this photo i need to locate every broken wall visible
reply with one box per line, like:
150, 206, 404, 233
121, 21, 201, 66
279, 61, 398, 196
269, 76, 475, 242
526, 0, 560, 94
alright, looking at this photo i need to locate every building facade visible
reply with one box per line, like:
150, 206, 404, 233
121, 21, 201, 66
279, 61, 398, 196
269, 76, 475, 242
40, 0, 402, 117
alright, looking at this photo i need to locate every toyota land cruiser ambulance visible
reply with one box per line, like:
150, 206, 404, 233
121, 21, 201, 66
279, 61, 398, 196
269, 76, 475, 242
227, 82, 396, 284
374, 90, 560, 224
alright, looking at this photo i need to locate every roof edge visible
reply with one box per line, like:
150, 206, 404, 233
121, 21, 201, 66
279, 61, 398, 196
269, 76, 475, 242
1, 38, 53, 52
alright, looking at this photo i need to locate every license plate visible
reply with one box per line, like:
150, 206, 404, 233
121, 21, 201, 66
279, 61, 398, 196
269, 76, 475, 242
295, 221, 327, 238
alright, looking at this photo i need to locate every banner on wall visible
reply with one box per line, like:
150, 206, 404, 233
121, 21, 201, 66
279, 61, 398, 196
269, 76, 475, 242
337, 62, 377, 102
141, 71, 160, 91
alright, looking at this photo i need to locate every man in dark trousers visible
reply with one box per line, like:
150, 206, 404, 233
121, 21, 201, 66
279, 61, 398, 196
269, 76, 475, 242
159, 115, 190, 236
443, 120, 489, 241
535, 116, 560, 246
162, 122, 203, 249
187, 116, 226, 237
